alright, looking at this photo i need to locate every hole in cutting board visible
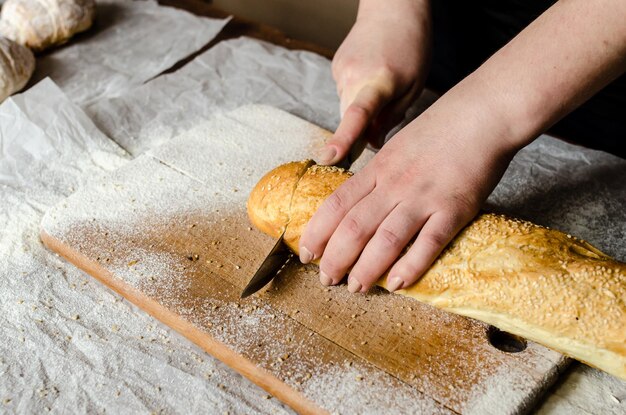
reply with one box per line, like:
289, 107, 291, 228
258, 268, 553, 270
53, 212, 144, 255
487, 326, 527, 353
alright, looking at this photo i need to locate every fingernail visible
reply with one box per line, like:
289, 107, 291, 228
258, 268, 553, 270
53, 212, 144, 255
347, 277, 362, 293
319, 147, 337, 165
386, 276, 404, 293
299, 246, 314, 264
320, 271, 333, 286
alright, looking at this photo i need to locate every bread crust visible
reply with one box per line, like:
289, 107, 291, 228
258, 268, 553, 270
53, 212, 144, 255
0, 0, 95, 51
0, 35, 35, 102
247, 160, 626, 380
247, 160, 315, 238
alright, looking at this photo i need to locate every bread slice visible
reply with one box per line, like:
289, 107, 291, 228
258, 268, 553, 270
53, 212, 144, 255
247, 160, 626, 380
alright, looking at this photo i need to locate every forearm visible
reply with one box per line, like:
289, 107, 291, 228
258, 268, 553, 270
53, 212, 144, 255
325, 0, 433, 163
419, 0, 626, 153
357, 0, 429, 23
351, 0, 432, 89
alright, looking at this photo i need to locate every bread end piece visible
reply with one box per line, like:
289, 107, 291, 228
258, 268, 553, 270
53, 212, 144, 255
284, 164, 352, 252
247, 160, 315, 238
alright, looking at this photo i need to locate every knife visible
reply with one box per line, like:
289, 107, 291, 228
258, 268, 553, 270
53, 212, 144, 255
240, 141, 365, 298
240, 230, 294, 298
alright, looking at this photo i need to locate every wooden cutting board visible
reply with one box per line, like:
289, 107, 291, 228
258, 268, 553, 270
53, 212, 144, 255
41, 105, 567, 414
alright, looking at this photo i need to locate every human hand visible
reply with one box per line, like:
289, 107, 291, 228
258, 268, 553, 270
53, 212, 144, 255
300, 0, 626, 294
300, 91, 519, 293
320, 0, 431, 165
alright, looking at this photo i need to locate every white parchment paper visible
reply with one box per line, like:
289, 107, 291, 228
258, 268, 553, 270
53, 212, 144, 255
30, 0, 230, 107
87, 37, 626, 412
2, 20, 624, 412
88, 37, 626, 262
87, 37, 339, 155
0, 79, 289, 414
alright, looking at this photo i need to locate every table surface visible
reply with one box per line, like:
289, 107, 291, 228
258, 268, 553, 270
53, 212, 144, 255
151, 2, 626, 414
158, 0, 334, 68
15, 0, 620, 413
153, 1, 626, 414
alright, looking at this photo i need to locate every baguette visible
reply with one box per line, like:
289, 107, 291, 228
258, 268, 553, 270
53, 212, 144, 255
247, 160, 626, 380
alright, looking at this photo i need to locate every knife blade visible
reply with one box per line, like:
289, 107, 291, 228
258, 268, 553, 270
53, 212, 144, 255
240, 231, 293, 298
240, 142, 364, 298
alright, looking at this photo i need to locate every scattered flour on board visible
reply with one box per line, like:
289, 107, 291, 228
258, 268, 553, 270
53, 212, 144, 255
41, 107, 461, 413
38, 104, 626, 414
1, 85, 291, 414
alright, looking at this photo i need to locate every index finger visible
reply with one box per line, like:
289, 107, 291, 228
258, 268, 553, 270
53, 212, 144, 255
298, 168, 375, 265
319, 84, 394, 165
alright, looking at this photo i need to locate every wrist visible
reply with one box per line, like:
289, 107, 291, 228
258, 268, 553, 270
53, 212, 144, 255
464, 69, 544, 152
411, 78, 531, 161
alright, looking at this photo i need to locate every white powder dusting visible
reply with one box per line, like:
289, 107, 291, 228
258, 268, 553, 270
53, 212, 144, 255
41, 106, 583, 414
81, 34, 626, 414
463, 358, 565, 415
8, 78, 622, 414
536, 364, 626, 414
303, 362, 450, 415
2, 83, 290, 414
42, 107, 458, 413
148, 105, 351, 187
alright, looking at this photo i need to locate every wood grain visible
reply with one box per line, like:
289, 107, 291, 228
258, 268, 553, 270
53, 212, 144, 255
41, 106, 567, 414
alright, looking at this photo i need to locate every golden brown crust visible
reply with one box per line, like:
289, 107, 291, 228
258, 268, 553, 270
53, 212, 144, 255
0, 35, 35, 102
247, 160, 314, 238
393, 214, 625, 379
0, 0, 96, 51
247, 161, 626, 380
284, 164, 352, 252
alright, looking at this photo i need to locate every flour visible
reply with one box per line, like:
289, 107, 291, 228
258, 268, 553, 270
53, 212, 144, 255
42, 105, 461, 414
536, 364, 626, 414
42, 104, 581, 414
463, 363, 563, 415
1, 81, 290, 414
4, 29, 626, 413
303, 362, 450, 415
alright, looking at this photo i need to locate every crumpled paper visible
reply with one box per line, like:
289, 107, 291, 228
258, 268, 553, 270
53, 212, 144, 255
86, 36, 626, 412
3, 25, 625, 413
0, 79, 289, 414
87, 37, 340, 155
0, 79, 127, 197
30, 0, 230, 107
89, 37, 626, 262
487, 137, 626, 260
